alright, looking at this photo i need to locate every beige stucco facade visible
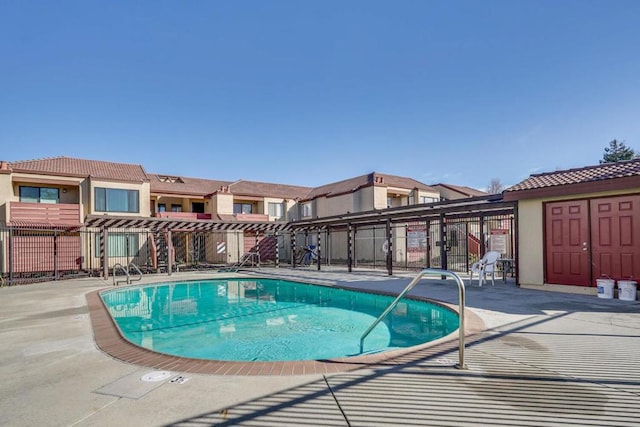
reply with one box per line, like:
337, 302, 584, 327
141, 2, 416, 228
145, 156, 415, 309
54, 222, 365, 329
307, 186, 441, 220
0, 171, 12, 224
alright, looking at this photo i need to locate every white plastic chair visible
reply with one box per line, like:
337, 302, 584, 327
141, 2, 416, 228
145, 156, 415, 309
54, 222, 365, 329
470, 251, 501, 287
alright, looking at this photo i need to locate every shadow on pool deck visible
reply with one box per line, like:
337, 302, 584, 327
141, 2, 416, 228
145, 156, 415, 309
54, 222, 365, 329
167, 306, 640, 426
1, 268, 638, 426
163, 268, 640, 426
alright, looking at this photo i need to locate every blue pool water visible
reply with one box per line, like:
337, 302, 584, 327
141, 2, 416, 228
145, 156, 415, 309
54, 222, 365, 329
100, 278, 459, 362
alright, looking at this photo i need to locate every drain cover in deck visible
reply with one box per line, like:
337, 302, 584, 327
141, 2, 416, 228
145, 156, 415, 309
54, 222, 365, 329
141, 370, 173, 382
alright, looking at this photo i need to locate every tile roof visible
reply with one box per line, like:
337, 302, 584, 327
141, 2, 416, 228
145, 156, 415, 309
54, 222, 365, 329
506, 158, 640, 192
228, 180, 312, 200
433, 183, 488, 197
149, 174, 232, 196
380, 173, 438, 192
8, 156, 149, 182
304, 172, 437, 200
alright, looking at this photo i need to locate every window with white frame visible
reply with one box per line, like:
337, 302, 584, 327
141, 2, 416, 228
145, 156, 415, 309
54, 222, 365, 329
268, 202, 284, 219
302, 202, 312, 217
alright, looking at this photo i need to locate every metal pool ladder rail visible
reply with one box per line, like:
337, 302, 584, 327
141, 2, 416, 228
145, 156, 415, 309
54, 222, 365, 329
359, 268, 467, 369
113, 262, 143, 286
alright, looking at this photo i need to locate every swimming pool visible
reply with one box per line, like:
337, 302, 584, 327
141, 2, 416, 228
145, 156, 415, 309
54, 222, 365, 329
100, 278, 459, 362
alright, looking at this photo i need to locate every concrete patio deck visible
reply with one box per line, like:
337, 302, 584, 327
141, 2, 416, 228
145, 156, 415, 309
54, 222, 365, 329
1, 267, 638, 426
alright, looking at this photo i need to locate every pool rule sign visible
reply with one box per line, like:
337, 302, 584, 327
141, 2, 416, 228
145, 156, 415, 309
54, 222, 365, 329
489, 229, 508, 255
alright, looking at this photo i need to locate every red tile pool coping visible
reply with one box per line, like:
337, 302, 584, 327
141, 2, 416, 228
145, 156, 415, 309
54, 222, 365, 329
86, 285, 484, 376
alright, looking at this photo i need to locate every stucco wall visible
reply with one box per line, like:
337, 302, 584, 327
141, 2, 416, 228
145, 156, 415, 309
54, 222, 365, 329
354, 187, 374, 212
316, 193, 353, 217
373, 186, 388, 210
212, 193, 234, 215
0, 172, 11, 223
517, 199, 545, 286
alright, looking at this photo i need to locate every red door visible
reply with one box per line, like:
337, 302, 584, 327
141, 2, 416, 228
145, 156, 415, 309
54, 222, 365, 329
590, 195, 640, 284
544, 200, 591, 286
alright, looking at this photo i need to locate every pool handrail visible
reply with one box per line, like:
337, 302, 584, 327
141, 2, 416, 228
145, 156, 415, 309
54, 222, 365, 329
112, 262, 142, 286
128, 262, 143, 283
359, 268, 467, 369
113, 263, 129, 286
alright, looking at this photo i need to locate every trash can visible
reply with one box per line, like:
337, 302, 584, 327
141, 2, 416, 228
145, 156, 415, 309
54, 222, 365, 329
617, 280, 637, 301
596, 278, 615, 299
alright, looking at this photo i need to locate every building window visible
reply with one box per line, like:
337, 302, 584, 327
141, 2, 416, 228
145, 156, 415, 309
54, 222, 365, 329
171, 204, 182, 212
302, 202, 312, 217
420, 196, 438, 204
158, 204, 166, 212
192, 202, 205, 213
95, 233, 140, 257
19, 186, 59, 204
268, 202, 284, 220
233, 203, 253, 214
94, 188, 139, 213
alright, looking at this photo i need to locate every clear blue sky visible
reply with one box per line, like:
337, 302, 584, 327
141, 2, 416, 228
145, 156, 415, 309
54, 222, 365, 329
2, 0, 639, 190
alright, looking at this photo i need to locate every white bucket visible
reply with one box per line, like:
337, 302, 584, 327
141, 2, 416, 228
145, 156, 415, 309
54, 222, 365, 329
617, 280, 637, 301
596, 279, 615, 299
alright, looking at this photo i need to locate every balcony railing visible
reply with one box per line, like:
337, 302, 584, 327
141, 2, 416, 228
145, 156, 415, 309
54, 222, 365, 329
9, 202, 81, 226
235, 213, 269, 222
155, 212, 212, 220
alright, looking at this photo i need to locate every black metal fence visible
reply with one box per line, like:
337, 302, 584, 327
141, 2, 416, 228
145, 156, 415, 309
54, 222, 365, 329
282, 213, 515, 274
1, 213, 515, 286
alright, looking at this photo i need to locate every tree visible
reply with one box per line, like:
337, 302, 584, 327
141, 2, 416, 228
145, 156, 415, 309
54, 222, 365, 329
601, 139, 636, 163
487, 178, 505, 194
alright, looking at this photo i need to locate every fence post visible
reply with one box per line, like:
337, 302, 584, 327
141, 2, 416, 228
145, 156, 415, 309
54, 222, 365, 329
274, 231, 279, 268
316, 228, 321, 271
440, 213, 447, 271
326, 228, 331, 266
386, 219, 393, 276
9, 226, 14, 284
405, 224, 408, 270
465, 221, 470, 272
236, 231, 241, 265
353, 225, 358, 268
347, 224, 353, 273
54, 229, 59, 281
255, 231, 260, 267
102, 227, 109, 280
291, 231, 296, 268
167, 230, 173, 276
425, 219, 430, 268
479, 213, 486, 257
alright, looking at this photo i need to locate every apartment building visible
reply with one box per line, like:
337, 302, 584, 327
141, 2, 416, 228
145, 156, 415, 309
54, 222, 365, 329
0, 156, 446, 277
1, 157, 446, 226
